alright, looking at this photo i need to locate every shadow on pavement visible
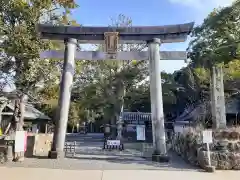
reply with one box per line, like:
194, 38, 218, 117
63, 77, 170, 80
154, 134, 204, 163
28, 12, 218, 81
64, 151, 202, 172
1, 152, 203, 171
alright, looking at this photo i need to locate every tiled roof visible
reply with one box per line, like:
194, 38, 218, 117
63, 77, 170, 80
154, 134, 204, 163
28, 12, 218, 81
6, 102, 51, 120
0, 91, 50, 120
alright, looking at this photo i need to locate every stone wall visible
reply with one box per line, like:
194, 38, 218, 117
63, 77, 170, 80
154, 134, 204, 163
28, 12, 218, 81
173, 128, 240, 170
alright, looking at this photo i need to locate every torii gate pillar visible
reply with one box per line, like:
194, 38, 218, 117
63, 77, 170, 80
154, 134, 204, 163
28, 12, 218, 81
148, 38, 169, 162
49, 38, 77, 159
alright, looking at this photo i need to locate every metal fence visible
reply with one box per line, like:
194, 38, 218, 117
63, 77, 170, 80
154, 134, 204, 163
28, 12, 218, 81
120, 112, 151, 124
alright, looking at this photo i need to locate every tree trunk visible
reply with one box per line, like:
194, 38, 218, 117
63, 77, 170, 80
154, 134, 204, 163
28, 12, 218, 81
18, 95, 25, 131
14, 95, 26, 162
72, 125, 75, 133
116, 83, 125, 140
0, 100, 8, 130
110, 116, 116, 138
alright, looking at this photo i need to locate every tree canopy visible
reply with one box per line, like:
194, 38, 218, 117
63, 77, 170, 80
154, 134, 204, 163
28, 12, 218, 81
188, 0, 240, 67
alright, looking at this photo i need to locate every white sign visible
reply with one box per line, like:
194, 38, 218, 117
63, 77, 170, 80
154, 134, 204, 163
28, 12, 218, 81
107, 140, 120, 146
32, 124, 38, 133
202, 130, 213, 144
174, 125, 184, 133
202, 130, 213, 167
136, 125, 146, 141
15, 131, 26, 152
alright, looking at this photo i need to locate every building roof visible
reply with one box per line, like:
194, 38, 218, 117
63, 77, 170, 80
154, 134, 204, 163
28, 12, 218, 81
175, 94, 240, 122
225, 95, 240, 114
225, 80, 240, 92
4, 102, 51, 120
0, 91, 50, 120
175, 102, 209, 122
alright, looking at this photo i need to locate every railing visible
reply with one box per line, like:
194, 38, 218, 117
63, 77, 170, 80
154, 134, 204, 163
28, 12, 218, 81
103, 139, 124, 151
64, 141, 76, 157
120, 112, 151, 123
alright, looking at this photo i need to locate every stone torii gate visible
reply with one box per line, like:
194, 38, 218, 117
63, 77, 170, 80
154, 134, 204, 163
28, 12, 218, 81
38, 22, 194, 162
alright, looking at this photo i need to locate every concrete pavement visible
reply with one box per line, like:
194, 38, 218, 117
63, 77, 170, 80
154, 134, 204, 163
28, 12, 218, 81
2, 133, 238, 179
1, 166, 240, 180
0, 167, 102, 180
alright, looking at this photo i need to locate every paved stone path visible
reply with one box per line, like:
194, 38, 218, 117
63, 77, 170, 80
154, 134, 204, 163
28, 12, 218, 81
65, 133, 143, 157
0, 154, 195, 171
1, 133, 239, 179
0, 133, 195, 171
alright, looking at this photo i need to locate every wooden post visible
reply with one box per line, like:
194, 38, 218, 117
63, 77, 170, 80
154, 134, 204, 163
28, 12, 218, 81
45, 123, 48, 134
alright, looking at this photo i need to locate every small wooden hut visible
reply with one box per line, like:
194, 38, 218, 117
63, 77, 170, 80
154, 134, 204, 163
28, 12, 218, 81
0, 91, 51, 133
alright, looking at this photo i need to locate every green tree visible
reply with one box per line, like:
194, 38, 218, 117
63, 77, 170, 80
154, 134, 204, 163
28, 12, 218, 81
188, 1, 240, 67
184, 1, 240, 123
224, 59, 240, 80
0, 0, 78, 160
72, 14, 148, 137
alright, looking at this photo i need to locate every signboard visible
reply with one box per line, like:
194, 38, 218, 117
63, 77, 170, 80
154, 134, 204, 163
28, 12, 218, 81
136, 125, 146, 141
15, 131, 27, 152
202, 130, 213, 167
107, 140, 120, 146
202, 130, 213, 144
32, 124, 38, 133
174, 125, 184, 133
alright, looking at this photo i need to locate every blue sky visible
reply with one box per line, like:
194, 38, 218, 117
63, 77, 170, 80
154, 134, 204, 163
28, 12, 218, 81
2, 0, 235, 92
71, 0, 234, 73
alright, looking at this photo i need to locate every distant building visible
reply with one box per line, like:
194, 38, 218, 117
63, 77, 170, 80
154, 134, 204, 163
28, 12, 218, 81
120, 112, 173, 142
174, 94, 240, 128
0, 92, 51, 134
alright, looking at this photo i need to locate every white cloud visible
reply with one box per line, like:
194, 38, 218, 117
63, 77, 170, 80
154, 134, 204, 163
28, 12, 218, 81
169, 0, 235, 8
169, 0, 202, 8
169, 0, 235, 23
